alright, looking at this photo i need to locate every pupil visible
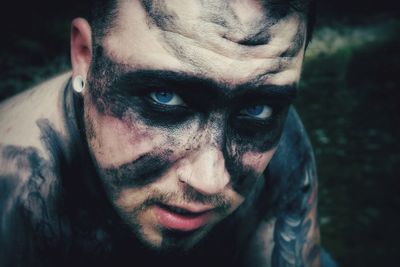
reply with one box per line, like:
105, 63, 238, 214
156, 91, 173, 103
247, 105, 263, 116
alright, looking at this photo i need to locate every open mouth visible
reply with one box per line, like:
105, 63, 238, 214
154, 203, 214, 232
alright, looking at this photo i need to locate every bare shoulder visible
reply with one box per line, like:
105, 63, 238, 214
0, 71, 72, 202
0, 72, 73, 263
0, 72, 71, 154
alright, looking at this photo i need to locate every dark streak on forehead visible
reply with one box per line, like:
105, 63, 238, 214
196, 1, 278, 48
119, 68, 297, 93
136, 0, 306, 74
140, 0, 177, 29
237, 30, 271, 47
140, 0, 299, 47
142, 0, 266, 43
91, 48, 297, 102
281, 20, 306, 57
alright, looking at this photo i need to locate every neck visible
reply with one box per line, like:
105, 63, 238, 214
37, 81, 122, 257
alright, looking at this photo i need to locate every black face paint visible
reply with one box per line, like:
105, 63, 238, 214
140, 0, 307, 54
281, 22, 307, 58
101, 150, 174, 188
229, 106, 289, 152
0, 85, 147, 265
226, 161, 265, 196
85, 47, 298, 200
88, 46, 295, 151
237, 30, 271, 46
0, 75, 317, 266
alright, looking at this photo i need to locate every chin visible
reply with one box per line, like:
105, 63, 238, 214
133, 222, 214, 254
117, 203, 224, 252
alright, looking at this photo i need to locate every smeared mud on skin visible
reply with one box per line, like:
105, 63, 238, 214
102, 150, 175, 187
237, 30, 271, 47
84, 9, 313, 254
88, 47, 294, 149
140, 0, 306, 45
138, 0, 307, 71
0, 79, 319, 266
0, 145, 53, 266
0, 119, 74, 266
97, 130, 266, 196
87, 46, 128, 116
85, 47, 296, 199
280, 21, 306, 58
0, 86, 140, 266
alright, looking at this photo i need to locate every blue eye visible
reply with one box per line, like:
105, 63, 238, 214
150, 91, 185, 106
241, 105, 272, 119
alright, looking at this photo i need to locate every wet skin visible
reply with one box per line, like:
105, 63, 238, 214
82, 0, 307, 250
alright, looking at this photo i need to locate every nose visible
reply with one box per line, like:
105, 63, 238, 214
176, 147, 230, 195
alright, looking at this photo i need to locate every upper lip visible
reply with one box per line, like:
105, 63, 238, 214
159, 203, 215, 214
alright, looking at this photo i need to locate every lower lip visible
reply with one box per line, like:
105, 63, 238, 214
154, 205, 212, 232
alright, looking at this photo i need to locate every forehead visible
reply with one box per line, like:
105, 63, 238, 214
102, 0, 307, 86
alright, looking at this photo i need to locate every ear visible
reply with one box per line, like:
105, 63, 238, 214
70, 18, 92, 80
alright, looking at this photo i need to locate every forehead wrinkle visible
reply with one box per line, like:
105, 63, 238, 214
147, 0, 272, 43
155, 13, 305, 64
92, 49, 297, 98
105, 1, 306, 86
159, 30, 303, 84
198, 0, 235, 27
196, 0, 269, 41
103, 32, 302, 88
105, 44, 302, 89
130, 1, 306, 78
105, 64, 298, 105
213, 0, 273, 45
140, 0, 304, 52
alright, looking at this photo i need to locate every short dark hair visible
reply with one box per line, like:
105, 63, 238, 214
88, 0, 119, 47
88, 0, 316, 48
305, 0, 317, 46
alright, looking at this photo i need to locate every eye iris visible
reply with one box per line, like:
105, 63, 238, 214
155, 91, 174, 103
246, 105, 264, 116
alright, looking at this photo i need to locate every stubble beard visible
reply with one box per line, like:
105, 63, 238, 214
112, 188, 232, 253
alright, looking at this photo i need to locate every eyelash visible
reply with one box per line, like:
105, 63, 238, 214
145, 91, 277, 122
144, 93, 191, 114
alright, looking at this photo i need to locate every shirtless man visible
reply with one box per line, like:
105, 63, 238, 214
0, 0, 326, 266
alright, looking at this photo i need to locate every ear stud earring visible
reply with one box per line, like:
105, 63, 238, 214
72, 75, 86, 93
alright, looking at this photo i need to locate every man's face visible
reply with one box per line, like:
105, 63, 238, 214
83, 0, 306, 250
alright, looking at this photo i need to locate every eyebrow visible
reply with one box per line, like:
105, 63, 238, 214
113, 69, 298, 105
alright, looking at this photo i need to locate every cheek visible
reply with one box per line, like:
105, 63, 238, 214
86, 106, 167, 168
241, 149, 276, 173
113, 186, 148, 212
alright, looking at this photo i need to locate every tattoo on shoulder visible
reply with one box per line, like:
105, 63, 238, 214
1, 114, 121, 265
272, 160, 320, 267
0, 119, 66, 263
265, 109, 321, 267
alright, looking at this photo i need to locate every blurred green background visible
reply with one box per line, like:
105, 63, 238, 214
1, 1, 399, 266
